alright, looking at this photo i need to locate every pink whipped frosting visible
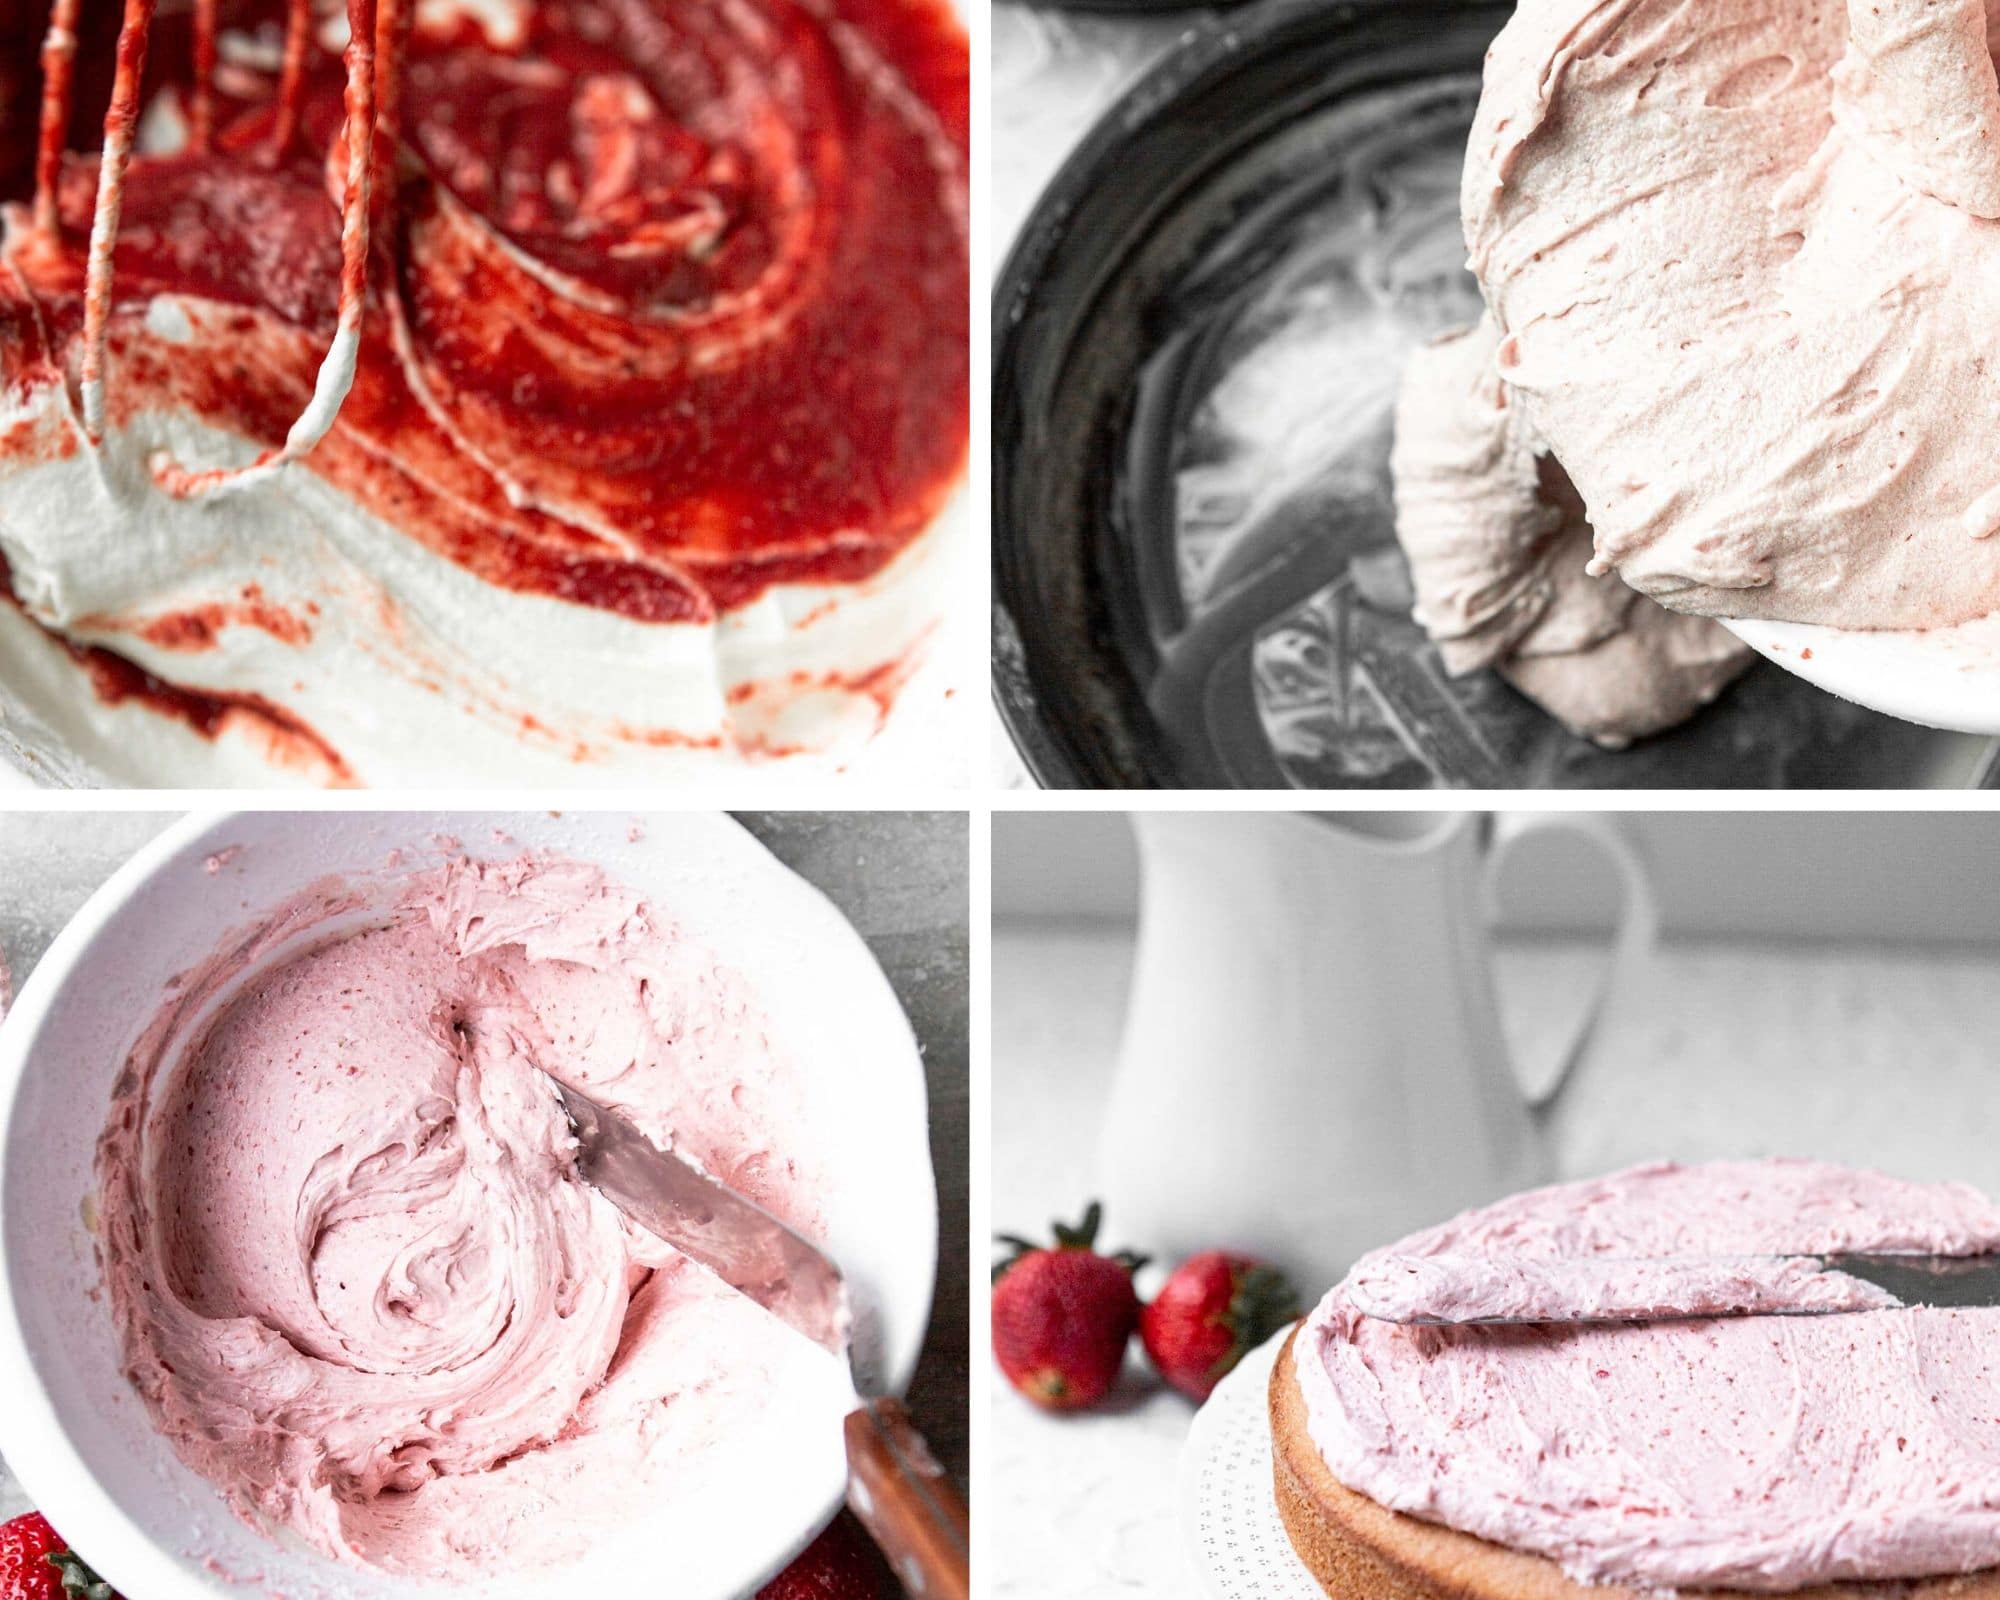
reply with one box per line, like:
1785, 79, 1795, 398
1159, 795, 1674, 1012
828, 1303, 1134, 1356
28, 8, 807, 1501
1440, 0, 2000, 633
1296, 1159, 2000, 1591
95, 852, 824, 1580
1393, 320, 1752, 745
1346, 1250, 1898, 1325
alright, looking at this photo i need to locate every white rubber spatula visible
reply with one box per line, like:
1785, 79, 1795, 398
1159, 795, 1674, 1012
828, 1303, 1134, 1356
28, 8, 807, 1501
556, 1083, 970, 1600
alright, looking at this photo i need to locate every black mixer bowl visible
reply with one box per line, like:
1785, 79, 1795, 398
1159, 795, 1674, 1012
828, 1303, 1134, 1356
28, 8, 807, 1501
990, 0, 1969, 788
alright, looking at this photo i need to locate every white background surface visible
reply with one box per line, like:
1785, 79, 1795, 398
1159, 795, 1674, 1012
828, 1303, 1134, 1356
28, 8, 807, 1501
991, 811, 2000, 1599
992, 810, 2000, 942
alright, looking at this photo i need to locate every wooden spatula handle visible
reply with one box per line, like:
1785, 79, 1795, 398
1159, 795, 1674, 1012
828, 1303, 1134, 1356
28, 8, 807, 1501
843, 1397, 970, 1600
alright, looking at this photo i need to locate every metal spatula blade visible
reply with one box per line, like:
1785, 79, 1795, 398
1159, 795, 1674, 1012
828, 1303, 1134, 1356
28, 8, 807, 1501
1350, 1251, 2000, 1328
554, 1082, 971, 1600
554, 1082, 850, 1357
1828, 1253, 2000, 1310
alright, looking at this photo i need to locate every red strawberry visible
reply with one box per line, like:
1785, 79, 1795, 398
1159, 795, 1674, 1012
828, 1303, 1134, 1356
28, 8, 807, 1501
1140, 1250, 1301, 1402
992, 1202, 1147, 1411
0, 1513, 120, 1600
757, 1511, 896, 1599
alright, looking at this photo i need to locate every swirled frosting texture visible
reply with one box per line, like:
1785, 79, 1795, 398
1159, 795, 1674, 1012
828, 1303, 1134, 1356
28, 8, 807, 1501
1459, 0, 2000, 631
1392, 318, 1752, 745
0, 0, 967, 780
1297, 1159, 2000, 1591
95, 852, 826, 1578
1345, 1249, 1900, 1325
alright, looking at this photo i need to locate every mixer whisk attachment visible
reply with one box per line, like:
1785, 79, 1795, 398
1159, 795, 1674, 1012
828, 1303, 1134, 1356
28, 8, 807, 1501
270, 0, 315, 159
31, 0, 79, 238
29, 0, 400, 497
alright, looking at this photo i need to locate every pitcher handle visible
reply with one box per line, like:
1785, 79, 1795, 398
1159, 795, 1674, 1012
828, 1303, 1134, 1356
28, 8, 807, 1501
1482, 812, 1658, 1115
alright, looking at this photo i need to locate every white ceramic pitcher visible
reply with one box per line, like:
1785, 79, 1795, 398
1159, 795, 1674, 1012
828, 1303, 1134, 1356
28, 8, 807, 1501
1100, 811, 1656, 1293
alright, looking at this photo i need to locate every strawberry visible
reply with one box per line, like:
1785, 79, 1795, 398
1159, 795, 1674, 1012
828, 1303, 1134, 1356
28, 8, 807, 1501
757, 1511, 895, 1599
992, 1202, 1147, 1410
1140, 1250, 1300, 1402
0, 1513, 120, 1600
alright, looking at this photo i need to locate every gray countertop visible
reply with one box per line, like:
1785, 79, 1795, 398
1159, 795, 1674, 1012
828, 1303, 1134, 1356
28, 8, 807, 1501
0, 811, 969, 1538
732, 812, 970, 1484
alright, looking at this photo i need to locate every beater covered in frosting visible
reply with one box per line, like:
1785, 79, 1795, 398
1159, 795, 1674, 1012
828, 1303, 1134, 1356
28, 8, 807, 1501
1297, 1159, 2000, 1592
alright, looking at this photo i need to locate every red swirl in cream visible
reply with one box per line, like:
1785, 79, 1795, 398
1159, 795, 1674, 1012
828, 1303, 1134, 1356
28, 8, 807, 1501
0, 0, 966, 777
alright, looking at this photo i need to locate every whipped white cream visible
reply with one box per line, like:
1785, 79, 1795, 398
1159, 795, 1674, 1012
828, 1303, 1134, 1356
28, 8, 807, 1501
0, 368, 953, 786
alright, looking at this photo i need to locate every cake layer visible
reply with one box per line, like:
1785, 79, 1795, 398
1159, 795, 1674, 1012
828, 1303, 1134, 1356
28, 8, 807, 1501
1271, 1330, 2000, 1600
1292, 1160, 2000, 1592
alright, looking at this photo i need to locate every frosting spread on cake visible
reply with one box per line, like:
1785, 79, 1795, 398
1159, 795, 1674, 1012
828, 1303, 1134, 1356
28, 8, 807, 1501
0, 0, 968, 783
1297, 1159, 2000, 1591
1346, 1248, 1899, 1325
1448, 0, 2000, 634
95, 851, 832, 1577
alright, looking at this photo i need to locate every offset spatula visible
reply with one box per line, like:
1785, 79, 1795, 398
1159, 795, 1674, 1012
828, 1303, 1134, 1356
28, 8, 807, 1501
1348, 1250, 2000, 1328
557, 1083, 970, 1600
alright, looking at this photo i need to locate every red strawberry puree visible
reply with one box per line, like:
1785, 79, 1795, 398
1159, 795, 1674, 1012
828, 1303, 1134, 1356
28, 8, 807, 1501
1297, 1160, 2000, 1592
94, 851, 829, 1578
0, 0, 968, 782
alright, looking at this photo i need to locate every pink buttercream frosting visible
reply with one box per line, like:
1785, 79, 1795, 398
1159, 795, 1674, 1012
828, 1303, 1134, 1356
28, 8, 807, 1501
1392, 319, 1754, 746
1346, 1250, 1899, 1326
1296, 1159, 2000, 1591
1442, 0, 2000, 633
95, 852, 826, 1580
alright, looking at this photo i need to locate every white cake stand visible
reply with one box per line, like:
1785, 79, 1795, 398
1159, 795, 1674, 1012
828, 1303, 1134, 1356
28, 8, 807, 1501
1179, 1329, 1325, 1600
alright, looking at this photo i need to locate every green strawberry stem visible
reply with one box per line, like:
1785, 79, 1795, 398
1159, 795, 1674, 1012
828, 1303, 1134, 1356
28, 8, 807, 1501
994, 1201, 1150, 1282
1050, 1202, 1102, 1251
47, 1549, 116, 1600
1217, 1263, 1301, 1375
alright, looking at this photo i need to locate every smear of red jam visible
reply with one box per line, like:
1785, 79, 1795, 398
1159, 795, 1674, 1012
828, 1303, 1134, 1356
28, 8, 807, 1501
2, 0, 970, 625
119, 590, 314, 651
725, 624, 934, 717
69, 642, 355, 784
0, 548, 353, 782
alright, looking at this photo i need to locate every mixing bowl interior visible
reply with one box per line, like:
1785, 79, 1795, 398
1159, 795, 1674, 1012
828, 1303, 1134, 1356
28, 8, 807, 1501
0, 811, 935, 1600
991, 0, 1987, 787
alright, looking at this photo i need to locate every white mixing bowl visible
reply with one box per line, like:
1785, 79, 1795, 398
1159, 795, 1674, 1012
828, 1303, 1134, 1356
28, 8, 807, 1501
0, 811, 938, 1600
1725, 613, 2000, 736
